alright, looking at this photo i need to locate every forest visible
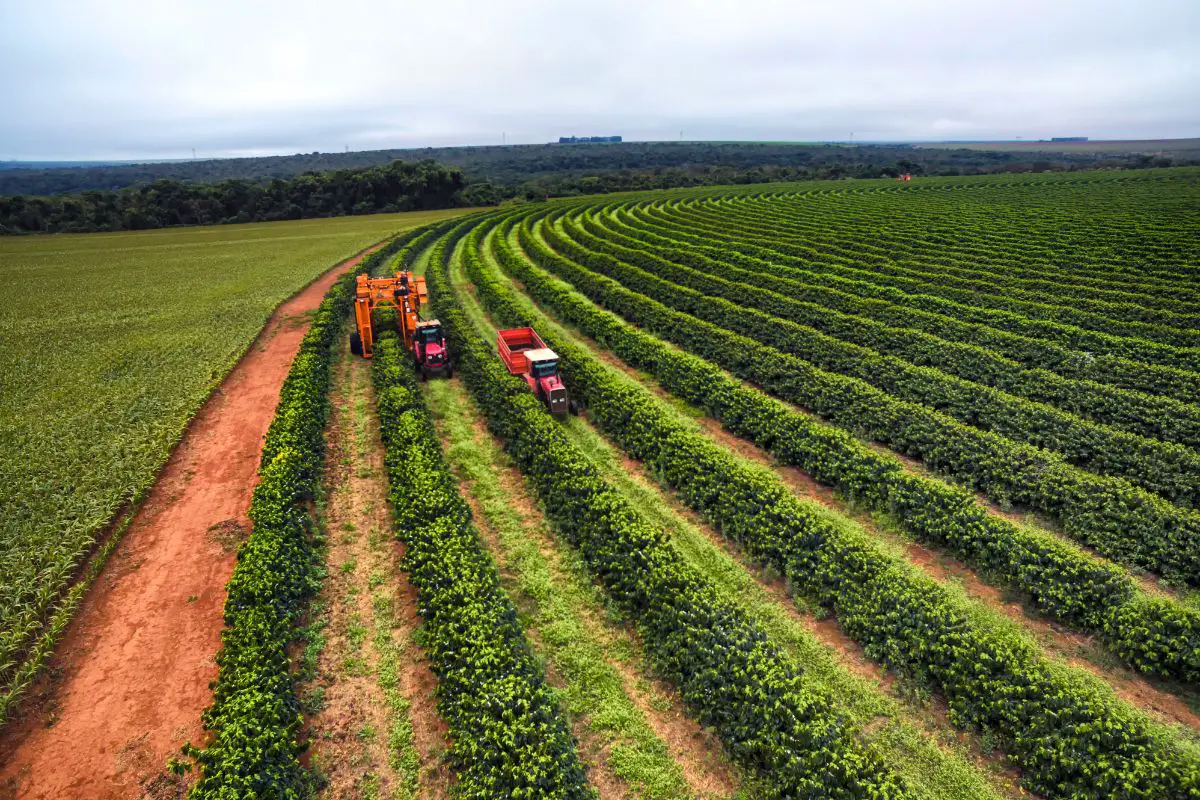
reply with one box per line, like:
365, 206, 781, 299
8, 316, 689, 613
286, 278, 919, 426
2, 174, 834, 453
0, 160, 465, 234
4, 140, 1192, 196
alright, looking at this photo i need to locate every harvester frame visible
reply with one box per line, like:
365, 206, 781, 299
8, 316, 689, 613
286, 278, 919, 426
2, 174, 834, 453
351, 271, 452, 377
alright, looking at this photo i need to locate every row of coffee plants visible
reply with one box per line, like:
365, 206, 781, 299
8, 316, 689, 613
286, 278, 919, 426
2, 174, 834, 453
619, 203, 1200, 403
640, 200, 1200, 365
560, 211, 1200, 501
370, 326, 593, 798
189, 232, 417, 796
461, 210, 1200, 799
525, 218, 1200, 586
483, 212, 1200, 684
586, 205, 1200, 450
676, 191, 1200, 343
716, 183, 1200, 313
693, 192, 1200, 338
430, 222, 911, 800
716, 190, 1200, 314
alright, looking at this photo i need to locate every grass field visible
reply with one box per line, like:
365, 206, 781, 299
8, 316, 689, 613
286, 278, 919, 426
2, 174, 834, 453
0, 208, 472, 713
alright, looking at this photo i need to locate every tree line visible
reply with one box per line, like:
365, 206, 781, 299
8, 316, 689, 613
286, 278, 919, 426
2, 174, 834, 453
0, 159, 465, 234
4, 140, 1195, 197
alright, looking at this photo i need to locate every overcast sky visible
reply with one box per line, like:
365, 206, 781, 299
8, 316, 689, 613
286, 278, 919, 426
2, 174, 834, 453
0, 0, 1197, 160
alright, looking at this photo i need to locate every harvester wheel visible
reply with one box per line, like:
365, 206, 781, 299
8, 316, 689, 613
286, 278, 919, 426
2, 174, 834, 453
349, 332, 363, 356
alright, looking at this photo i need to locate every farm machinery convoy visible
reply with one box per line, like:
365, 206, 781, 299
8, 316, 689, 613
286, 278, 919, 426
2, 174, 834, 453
350, 269, 574, 417
351, 271, 451, 378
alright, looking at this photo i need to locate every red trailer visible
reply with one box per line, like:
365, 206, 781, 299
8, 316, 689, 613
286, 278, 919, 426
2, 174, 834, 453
497, 327, 573, 418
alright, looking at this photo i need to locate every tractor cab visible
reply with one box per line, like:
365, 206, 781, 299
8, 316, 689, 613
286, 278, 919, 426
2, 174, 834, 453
415, 319, 444, 347
525, 348, 568, 416
413, 319, 451, 378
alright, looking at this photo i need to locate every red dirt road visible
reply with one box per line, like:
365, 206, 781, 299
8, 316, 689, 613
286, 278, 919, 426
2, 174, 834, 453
0, 245, 383, 800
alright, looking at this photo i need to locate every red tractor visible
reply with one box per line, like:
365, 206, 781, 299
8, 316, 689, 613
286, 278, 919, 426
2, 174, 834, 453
412, 319, 452, 379
497, 327, 576, 418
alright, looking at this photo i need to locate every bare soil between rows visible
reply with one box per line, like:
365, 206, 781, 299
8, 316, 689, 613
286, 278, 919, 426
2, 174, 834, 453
0, 243, 384, 800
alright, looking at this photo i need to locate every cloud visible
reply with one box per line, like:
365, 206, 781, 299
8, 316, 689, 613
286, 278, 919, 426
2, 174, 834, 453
0, 0, 1196, 159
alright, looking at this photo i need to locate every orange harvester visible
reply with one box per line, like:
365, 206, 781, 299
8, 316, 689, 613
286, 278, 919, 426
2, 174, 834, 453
350, 271, 451, 377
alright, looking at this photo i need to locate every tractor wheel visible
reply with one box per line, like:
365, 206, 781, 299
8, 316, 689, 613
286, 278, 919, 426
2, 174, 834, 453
569, 399, 580, 416
445, 363, 454, 379
349, 332, 363, 356
419, 366, 428, 382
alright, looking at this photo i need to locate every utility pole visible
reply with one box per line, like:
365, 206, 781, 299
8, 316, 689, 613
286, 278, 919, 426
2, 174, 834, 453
503, 131, 506, 145
191, 148, 196, 160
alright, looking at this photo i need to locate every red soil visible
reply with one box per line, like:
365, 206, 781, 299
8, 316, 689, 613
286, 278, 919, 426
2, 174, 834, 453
0, 244, 384, 800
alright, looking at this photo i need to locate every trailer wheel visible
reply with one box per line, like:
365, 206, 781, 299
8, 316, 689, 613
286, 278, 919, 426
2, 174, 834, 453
349, 332, 363, 356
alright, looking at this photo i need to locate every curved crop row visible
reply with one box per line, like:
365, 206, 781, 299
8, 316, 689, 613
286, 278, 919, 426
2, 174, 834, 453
718, 188, 1200, 303
715, 185, 1200, 304
453, 208, 1200, 800
616, 202, 1200, 403
560, 209, 1200, 500
483, 212, 1200, 683
584, 204, 1200, 450
690, 193, 1200, 339
190, 237, 402, 797
370, 326, 593, 799
429, 222, 909, 800
671, 192, 1200, 343
523, 216, 1200, 586
653, 198, 1200, 359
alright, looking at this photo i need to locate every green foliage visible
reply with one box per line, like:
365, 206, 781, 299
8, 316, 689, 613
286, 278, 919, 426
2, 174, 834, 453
426, 226, 911, 800
491, 210, 1200, 682
188, 245, 382, 797
519, 217, 1200, 588
370, 329, 593, 799
563, 210, 1200, 496
0, 160, 469, 234
587, 202, 1200, 449
447, 207, 1200, 798
623, 188, 1200, 403
4, 143, 1195, 203
0, 214, 465, 726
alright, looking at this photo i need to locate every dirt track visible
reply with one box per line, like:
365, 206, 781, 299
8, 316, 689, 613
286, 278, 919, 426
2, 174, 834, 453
0, 244, 383, 800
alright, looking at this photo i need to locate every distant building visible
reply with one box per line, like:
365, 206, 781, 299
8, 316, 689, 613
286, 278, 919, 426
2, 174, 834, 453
557, 136, 622, 144
1050, 137, 1089, 142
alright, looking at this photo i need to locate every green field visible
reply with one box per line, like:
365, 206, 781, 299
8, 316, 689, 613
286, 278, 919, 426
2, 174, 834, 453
0, 209, 471, 712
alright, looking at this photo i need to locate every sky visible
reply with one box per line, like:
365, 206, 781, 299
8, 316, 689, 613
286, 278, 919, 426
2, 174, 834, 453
0, 0, 1197, 160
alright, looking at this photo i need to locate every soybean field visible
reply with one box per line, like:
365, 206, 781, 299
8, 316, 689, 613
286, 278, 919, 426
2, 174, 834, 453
0, 208, 471, 721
